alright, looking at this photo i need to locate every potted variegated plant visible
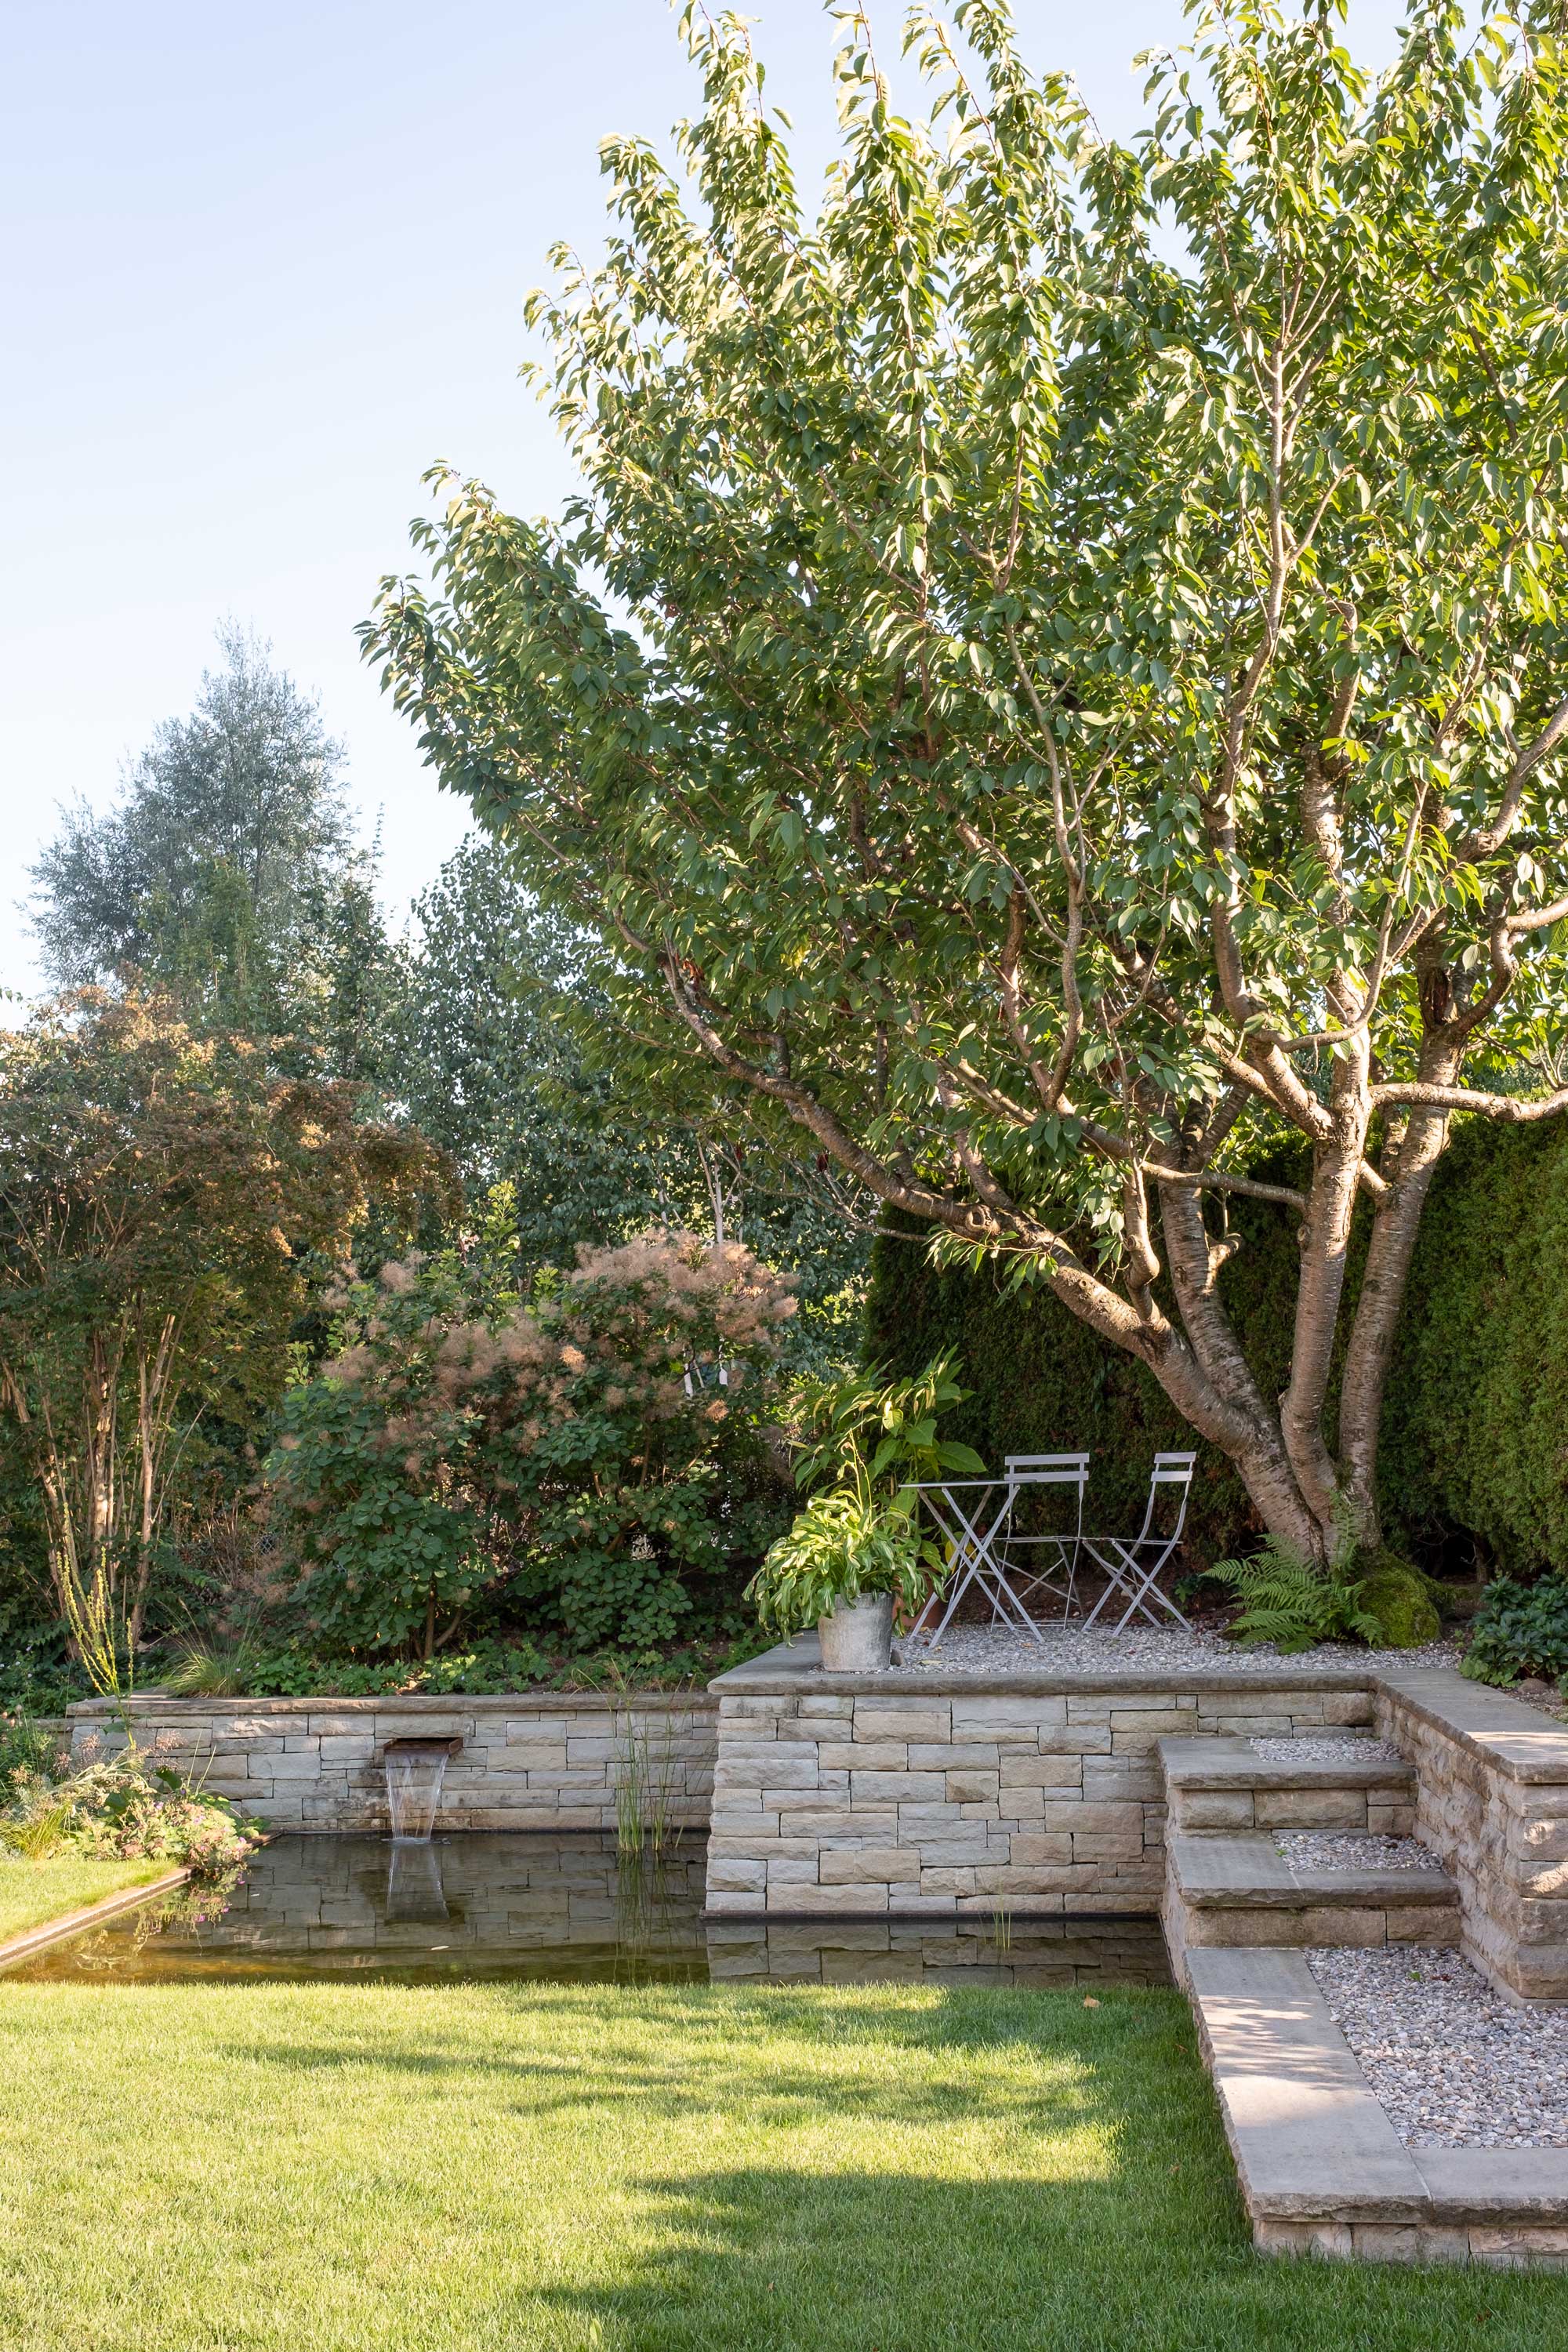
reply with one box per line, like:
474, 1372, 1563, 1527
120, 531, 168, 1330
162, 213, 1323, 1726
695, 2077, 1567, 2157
746, 1355, 983, 1671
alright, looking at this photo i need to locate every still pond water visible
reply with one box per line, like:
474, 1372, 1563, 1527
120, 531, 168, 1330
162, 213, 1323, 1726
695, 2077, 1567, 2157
7, 1834, 1171, 1989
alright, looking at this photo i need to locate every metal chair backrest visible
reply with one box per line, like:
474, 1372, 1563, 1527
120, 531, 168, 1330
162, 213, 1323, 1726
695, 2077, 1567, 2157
1004, 1454, 1089, 1487
1134, 1452, 1196, 1544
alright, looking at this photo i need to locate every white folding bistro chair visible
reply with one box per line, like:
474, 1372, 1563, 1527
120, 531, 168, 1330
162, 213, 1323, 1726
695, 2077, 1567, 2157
993, 1454, 1091, 1623
1080, 1453, 1197, 1632
908, 1475, 1047, 1648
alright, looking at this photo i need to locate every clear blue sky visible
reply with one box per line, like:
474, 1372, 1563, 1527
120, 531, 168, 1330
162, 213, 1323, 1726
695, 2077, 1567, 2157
0, 0, 1408, 994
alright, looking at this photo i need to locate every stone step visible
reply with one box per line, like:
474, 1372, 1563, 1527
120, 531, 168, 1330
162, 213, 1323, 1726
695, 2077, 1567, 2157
1185, 1947, 1568, 2265
1159, 1735, 1416, 1835
1163, 1831, 1461, 1962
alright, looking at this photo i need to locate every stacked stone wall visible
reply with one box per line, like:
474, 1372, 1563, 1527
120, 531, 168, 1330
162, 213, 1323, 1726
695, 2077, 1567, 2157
67, 1693, 717, 1835
1376, 1671, 1568, 2001
706, 1677, 1374, 1918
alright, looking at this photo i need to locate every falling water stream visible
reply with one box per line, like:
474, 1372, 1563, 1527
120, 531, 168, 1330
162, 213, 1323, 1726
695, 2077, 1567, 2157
383, 1738, 459, 1841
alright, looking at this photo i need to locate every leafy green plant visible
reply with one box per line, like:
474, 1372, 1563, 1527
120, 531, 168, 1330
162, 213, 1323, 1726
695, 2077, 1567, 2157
366, 0, 1568, 1586
1208, 1537, 1384, 1655
1461, 1576, 1568, 1688
0, 1713, 66, 1803
787, 1354, 985, 1504
746, 1486, 930, 1639
2, 1743, 260, 1880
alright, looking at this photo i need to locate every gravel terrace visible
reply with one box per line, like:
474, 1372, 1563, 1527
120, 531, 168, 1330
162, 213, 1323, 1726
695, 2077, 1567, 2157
1276, 1831, 1438, 1871
1250, 1735, 1406, 1763
895, 1624, 1461, 1676
1308, 1944, 1568, 2149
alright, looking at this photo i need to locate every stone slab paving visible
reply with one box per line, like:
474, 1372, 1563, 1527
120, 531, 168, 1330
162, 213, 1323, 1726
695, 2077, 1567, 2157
1163, 1831, 1460, 1959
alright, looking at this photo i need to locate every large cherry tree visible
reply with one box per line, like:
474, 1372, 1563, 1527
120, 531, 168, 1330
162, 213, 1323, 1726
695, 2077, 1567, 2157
365, 0, 1568, 1565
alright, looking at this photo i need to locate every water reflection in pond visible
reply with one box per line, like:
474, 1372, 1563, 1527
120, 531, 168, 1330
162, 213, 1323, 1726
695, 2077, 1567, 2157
6, 1835, 1170, 1988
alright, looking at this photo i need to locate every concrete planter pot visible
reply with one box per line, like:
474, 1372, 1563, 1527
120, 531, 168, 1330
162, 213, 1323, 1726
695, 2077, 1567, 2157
817, 1591, 894, 1673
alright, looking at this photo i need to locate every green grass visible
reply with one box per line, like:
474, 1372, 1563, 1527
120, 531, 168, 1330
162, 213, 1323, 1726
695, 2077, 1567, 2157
0, 1853, 172, 1944
0, 1979, 1559, 2350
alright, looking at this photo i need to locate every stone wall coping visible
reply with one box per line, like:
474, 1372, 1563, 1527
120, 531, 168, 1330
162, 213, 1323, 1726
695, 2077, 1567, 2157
711, 1633, 1380, 1699
1188, 1945, 1428, 2221
1379, 1668, 1568, 1786
66, 1689, 717, 1721
1418, 2147, 1568, 2216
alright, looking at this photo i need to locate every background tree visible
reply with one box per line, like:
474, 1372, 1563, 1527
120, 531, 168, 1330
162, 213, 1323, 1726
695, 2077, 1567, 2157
30, 624, 399, 1080
365, 0, 1568, 1580
397, 836, 874, 1358
0, 989, 450, 1675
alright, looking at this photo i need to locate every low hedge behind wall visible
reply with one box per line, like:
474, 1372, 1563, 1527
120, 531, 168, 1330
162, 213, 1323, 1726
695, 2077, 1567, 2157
866, 1120, 1568, 1573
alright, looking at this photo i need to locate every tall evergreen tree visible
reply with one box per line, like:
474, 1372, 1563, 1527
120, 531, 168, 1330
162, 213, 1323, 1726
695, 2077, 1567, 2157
30, 625, 398, 1080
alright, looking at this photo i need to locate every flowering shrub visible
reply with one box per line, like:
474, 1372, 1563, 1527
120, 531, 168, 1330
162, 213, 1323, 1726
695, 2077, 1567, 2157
268, 1232, 797, 1653
0, 1737, 259, 1880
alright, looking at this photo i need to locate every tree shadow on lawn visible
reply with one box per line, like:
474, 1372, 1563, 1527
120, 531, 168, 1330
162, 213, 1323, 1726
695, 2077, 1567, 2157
528, 2161, 1568, 2352
216, 1984, 1568, 2352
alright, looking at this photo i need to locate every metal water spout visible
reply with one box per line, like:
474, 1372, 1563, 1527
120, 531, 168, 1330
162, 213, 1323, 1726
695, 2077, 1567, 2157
382, 1736, 462, 1841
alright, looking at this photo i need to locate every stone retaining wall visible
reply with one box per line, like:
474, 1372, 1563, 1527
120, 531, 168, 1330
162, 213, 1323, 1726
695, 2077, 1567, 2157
1376, 1669, 1568, 2002
67, 1693, 717, 1835
705, 1645, 1375, 1919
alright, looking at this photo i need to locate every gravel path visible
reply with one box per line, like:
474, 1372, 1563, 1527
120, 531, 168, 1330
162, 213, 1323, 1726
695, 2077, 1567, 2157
1250, 1735, 1406, 1763
1308, 1944, 1568, 2148
895, 1624, 1461, 1677
1276, 1832, 1438, 1871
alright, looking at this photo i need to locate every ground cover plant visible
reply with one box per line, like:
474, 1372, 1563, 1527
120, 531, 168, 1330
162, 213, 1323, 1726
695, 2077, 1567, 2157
1461, 1573, 1568, 1687
0, 1976, 1563, 2351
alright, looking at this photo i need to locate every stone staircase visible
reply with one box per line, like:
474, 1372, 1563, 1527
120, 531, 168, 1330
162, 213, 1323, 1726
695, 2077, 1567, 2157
1159, 1734, 1461, 1976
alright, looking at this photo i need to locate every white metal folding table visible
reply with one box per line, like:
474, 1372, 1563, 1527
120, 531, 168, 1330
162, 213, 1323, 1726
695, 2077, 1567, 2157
906, 1476, 1047, 1647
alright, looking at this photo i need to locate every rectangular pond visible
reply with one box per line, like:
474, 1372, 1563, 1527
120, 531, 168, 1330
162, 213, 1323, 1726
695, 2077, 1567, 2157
5, 1834, 1171, 1988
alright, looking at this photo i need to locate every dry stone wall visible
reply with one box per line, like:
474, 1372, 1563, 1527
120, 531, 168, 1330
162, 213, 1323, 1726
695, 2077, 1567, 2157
1376, 1668, 1568, 2001
67, 1692, 717, 1835
705, 1664, 1375, 1918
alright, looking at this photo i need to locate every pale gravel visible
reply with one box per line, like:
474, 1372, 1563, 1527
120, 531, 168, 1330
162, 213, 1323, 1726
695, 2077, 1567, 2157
1276, 1831, 1439, 1872
1250, 1735, 1406, 1764
1308, 1944, 1568, 2149
895, 1623, 1461, 1677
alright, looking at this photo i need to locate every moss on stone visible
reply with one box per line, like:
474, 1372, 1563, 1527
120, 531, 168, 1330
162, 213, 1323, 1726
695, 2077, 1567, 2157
1354, 1554, 1442, 1649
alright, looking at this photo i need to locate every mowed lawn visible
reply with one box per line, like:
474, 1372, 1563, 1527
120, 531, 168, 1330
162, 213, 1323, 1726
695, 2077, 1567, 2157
0, 1854, 173, 1944
2, 1978, 1562, 2352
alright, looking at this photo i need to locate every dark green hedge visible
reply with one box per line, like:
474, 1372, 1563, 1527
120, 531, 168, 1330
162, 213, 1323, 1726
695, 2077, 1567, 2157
866, 1121, 1568, 1572
1382, 1119, 1568, 1574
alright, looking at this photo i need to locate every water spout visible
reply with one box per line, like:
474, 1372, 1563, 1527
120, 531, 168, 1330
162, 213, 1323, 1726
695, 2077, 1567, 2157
382, 1737, 461, 1841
